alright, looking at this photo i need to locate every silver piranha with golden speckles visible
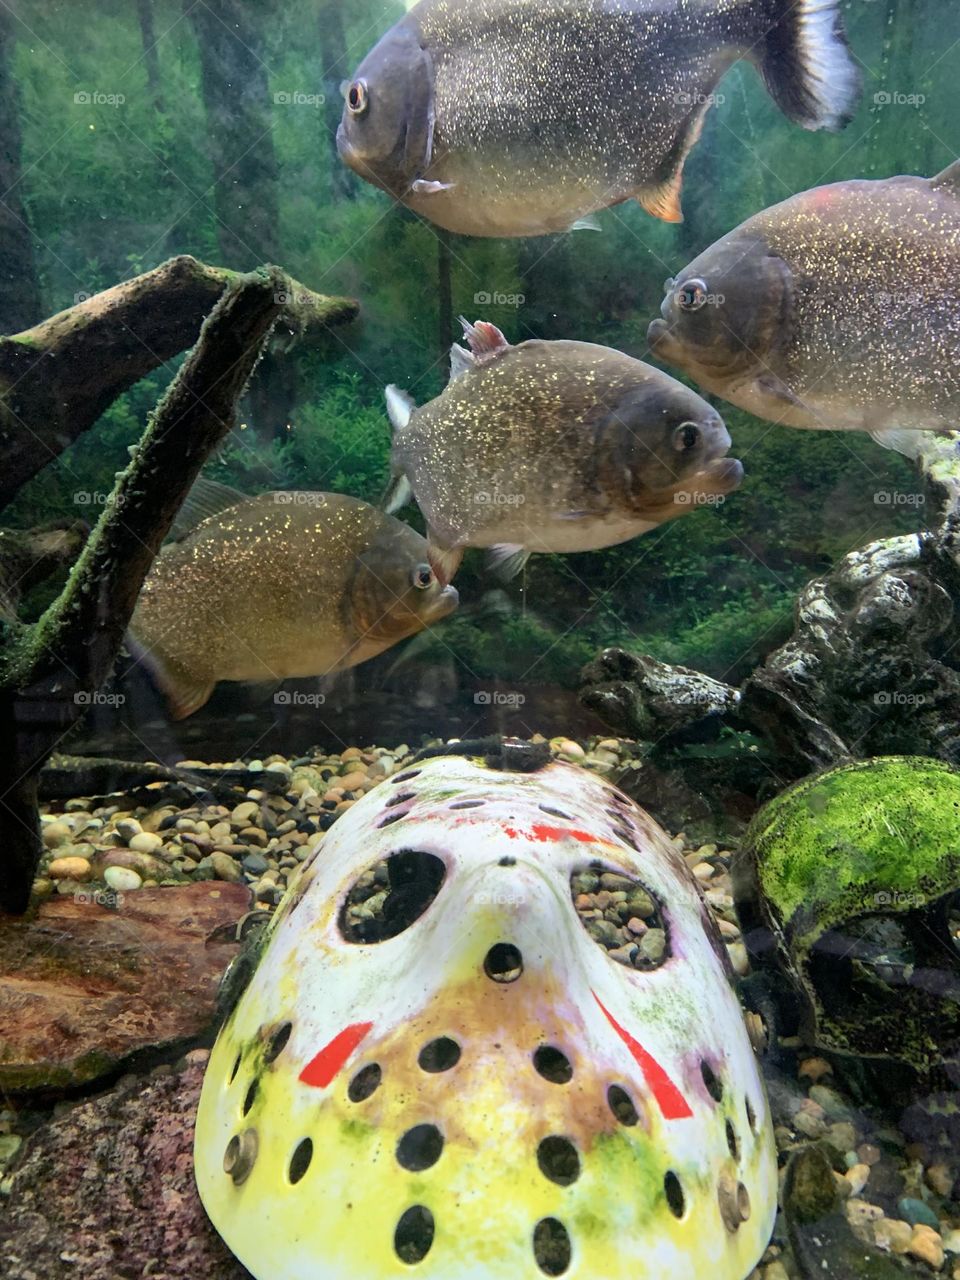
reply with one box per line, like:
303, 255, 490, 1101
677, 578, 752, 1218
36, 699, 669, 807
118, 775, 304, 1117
648, 160, 960, 457
337, 0, 860, 237
129, 492, 458, 719
383, 319, 742, 582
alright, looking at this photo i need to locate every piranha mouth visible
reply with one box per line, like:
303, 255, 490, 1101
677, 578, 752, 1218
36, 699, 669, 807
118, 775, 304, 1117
431, 584, 459, 620
646, 316, 681, 361
693, 456, 745, 496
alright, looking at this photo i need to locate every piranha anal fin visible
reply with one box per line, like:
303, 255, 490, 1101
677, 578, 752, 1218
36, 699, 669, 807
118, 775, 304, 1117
637, 178, 684, 223
458, 317, 510, 364
487, 544, 531, 580
427, 534, 464, 586
382, 471, 413, 514
931, 158, 960, 195
132, 640, 216, 720
385, 384, 415, 433
868, 427, 927, 460
569, 214, 602, 232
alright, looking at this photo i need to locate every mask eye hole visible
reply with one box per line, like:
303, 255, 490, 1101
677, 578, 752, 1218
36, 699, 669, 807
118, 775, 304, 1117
346, 79, 369, 116
340, 850, 445, 943
571, 863, 669, 970
412, 562, 434, 590
677, 277, 708, 311
673, 422, 700, 452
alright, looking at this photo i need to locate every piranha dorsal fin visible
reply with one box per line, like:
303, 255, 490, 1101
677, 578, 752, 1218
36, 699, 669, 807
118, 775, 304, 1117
931, 159, 960, 195
385, 384, 416, 433
458, 317, 510, 364
753, 0, 861, 131
449, 342, 476, 381
169, 476, 247, 542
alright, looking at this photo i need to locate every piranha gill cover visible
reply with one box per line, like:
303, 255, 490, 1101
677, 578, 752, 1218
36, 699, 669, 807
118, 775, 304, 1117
195, 754, 776, 1279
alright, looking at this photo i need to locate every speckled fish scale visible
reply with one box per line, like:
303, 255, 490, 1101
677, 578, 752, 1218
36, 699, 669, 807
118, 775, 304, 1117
195, 754, 777, 1279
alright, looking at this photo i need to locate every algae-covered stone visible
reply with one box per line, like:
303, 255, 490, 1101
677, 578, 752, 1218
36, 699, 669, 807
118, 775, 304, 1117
735, 756, 960, 1072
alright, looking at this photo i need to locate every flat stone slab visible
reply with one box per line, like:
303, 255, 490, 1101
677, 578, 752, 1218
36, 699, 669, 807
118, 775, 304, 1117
0, 883, 251, 1093
0, 1055, 250, 1279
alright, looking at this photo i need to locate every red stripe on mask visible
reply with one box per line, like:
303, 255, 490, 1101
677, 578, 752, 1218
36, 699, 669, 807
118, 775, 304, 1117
299, 1022, 373, 1088
593, 993, 693, 1120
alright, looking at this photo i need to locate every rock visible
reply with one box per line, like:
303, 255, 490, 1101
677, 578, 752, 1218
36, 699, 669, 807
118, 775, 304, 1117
98, 849, 166, 879
0, 1134, 21, 1165
875, 1218, 915, 1254
556, 739, 584, 759
103, 866, 142, 892
230, 800, 259, 826
0, 1061, 246, 1279
46, 856, 91, 882
799, 1057, 834, 1083
845, 1164, 871, 1196
899, 1199, 942, 1231
908, 1226, 945, 1270
0, 883, 250, 1092
210, 852, 243, 883
41, 821, 73, 850
926, 1163, 954, 1198
128, 831, 162, 855
942, 1230, 960, 1255
579, 647, 740, 740
241, 852, 269, 876
726, 941, 749, 976
114, 817, 142, 841
638, 929, 666, 964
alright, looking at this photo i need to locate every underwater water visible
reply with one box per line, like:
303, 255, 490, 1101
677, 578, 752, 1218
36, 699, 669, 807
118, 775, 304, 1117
1, 0, 960, 1277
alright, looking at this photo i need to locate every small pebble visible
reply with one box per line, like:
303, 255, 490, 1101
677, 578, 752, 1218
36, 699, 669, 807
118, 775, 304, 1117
42, 820, 73, 849
47, 855, 92, 881
899, 1198, 942, 1230
129, 832, 162, 855
874, 1218, 914, 1254
104, 866, 142, 892
210, 851, 243, 883
845, 1164, 871, 1196
908, 1225, 945, 1271
798, 1057, 833, 1083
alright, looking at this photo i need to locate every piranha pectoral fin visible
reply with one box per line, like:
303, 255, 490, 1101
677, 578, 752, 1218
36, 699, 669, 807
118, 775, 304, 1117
409, 179, 456, 195
148, 654, 215, 720
385, 384, 416, 433
427, 535, 464, 586
868, 427, 927, 461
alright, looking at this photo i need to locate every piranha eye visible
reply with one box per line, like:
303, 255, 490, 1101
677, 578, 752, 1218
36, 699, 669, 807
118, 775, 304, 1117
673, 422, 701, 451
677, 277, 708, 311
412, 563, 434, 590
346, 79, 369, 116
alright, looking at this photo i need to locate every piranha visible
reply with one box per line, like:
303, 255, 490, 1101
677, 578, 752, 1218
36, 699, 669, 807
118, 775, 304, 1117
384, 319, 743, 582
648, 160, 960, 457
195, 750, 778, 1280
128, 491, 458, 719
336, 0, 861, 238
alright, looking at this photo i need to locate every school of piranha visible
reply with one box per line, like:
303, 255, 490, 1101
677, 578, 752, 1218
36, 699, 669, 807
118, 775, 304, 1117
113, 0, 960, 1276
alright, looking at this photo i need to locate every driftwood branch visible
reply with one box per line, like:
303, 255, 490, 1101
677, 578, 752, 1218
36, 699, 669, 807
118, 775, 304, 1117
0, 266, 297, 913
0, 255, 358, 509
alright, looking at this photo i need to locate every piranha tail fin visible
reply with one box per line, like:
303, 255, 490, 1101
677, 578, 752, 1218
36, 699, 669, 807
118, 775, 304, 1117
755, 0, 861, 131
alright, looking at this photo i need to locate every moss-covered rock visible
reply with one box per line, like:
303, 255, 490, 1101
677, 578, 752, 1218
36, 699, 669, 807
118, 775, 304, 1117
736, 757, 960, 1072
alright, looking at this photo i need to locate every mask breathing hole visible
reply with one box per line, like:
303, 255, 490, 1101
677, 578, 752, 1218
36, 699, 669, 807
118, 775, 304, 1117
288, 1137, 313, 1184
607, 1084, 639, 1126
228, 1052, 241, 1084
484, 942, 523, 983
537, 1136, 581, 1186
419, 1037, 461, 1072
242, 1079, 258, 1116
572, 867, 668, 970
533, 1045, 573, 1084
701, 1059, 724, 1103
664, 1171, 686, 1218
386, 790, 416, 808
340, 850, 446, 943
397, 1124, 444, 1172
539, 804, 573, 820
348, 1063, 382, 1101
223, 1129, 258, 1186
450, 799, 485, 809
533, 1217, 571, 1276
392, 769, 421, 785
745, 1096, 758, 1133
395, 1205, 435, 1264
264, 1021, 292, 1064
726, 1119, 740, 1160
378, 813, 405, 827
